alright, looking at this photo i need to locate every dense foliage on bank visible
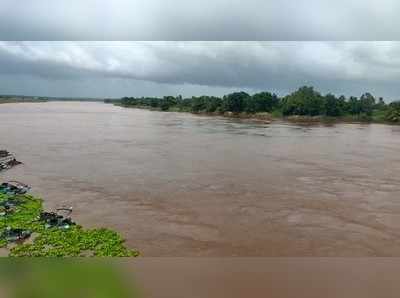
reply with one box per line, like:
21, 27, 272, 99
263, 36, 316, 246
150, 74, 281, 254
108, 86, 400, 123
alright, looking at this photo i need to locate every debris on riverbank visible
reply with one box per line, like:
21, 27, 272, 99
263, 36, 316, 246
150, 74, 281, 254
0, 151, 22, 172
0, 184, 139, 257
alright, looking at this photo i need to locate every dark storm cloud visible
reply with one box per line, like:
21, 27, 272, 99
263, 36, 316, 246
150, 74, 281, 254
0, 41, 400, 100
0, 0, 400, 40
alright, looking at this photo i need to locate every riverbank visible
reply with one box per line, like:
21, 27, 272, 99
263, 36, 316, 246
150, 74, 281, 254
114, 87, 400, 125
0, 192, 139, 257
0, 99, 48, 104
116, 103, 397, 125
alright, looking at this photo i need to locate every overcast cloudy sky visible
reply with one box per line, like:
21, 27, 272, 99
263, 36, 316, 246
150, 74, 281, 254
1, 1, 400, 100
0, 41, 400, 100
1, 0, 399, 40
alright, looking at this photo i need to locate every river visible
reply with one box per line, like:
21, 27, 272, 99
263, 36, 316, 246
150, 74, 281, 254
1, 101, 400, 256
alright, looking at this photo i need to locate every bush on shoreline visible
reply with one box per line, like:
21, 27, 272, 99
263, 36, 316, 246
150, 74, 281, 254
385, 101, 400, 122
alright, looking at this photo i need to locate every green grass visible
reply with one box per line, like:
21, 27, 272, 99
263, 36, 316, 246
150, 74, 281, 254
372, 109, 389, 122
0, 193, 139, 257
270, 110, 283, 118
0, 261, 140, 298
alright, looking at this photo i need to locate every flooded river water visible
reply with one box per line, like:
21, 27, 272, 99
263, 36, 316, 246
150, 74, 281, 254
1, 101, 400, 256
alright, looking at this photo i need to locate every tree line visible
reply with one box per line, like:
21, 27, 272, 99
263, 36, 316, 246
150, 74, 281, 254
109, 86, 400, 123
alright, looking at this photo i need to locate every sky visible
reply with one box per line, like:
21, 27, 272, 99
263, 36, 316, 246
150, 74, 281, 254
0, 1, 400, 100
1, 0, 399, 40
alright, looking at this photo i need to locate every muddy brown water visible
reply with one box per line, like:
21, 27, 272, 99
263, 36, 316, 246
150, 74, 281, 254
1, 101, 400, 256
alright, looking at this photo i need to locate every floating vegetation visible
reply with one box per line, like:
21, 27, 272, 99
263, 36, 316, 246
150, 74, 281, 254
0, 192, 139, 257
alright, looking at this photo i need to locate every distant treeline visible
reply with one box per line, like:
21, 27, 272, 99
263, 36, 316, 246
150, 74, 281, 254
0, 95, 104, 102
0, 95, 48, 103
106, 86, 400, 123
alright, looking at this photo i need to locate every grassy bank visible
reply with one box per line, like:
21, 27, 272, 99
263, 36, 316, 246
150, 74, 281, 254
0, 193, 139, 257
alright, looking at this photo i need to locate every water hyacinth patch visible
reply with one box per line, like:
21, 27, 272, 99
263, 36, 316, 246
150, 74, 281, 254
0, 193, 139, 257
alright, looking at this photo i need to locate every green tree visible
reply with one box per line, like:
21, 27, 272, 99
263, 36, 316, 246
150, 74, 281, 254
375, 97, 387, 110
282, 86, 325, 116
149, 98, 159, 108
222, 92, 250, 113
346, 96, 361, 115
338, 95, 347, 112
359, 93, 375, 116
189, 96, 222, 113
204, 96, 222, 113
246, 92, 279, 113
160, 96, 178, 111
325, 93, 343, 117
190, 96, 206, 113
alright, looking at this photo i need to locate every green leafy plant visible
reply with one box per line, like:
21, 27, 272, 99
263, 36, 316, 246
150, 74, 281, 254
0, 193, 139, 257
